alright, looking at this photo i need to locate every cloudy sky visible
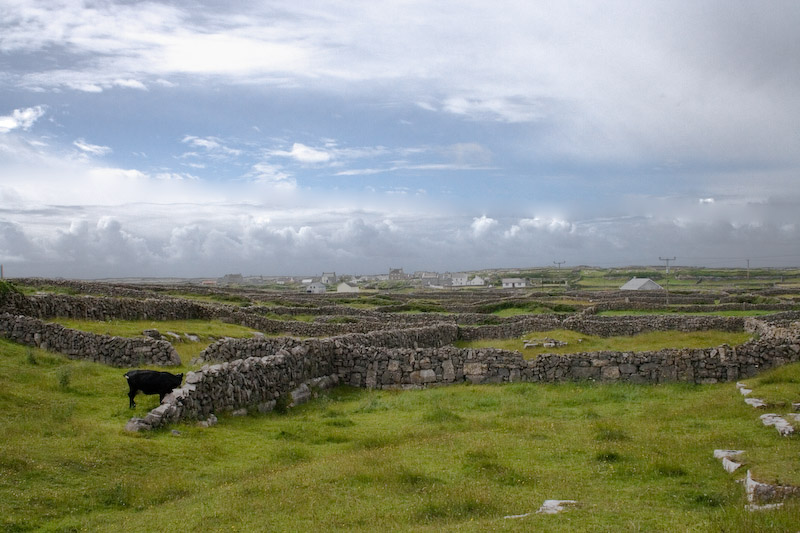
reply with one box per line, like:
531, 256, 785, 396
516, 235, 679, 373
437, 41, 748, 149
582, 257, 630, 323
1, 0, 799, 279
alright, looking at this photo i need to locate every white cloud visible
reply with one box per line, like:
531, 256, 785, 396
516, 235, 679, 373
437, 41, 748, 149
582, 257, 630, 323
470, 215, 498, 236
113, 78, 147, 90
272, 143, 332, 164
249, 162, 295, 187
0, 106, 46, 133
181, 135, 241, 156
74, 139, 112, 156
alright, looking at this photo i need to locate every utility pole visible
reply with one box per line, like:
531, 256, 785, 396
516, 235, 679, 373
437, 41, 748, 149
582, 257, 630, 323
553, 260, 565, 270
658, 256, 676, 275
659, 256, 676, 306
746, 259, 750, 280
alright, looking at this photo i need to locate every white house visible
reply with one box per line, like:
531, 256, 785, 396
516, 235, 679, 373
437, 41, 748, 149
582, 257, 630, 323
468, 275, 485, 286
620, 277, 663, 291
502, 278, 528, 289
336, 282, 359, 293
451, 273, 469, 286
306, 282, 327, 294
321, 272, 337, 284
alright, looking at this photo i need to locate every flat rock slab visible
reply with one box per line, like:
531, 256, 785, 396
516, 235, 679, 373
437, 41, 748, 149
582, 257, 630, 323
745, 398, 767, 408
760, 414, 794, 436
713, 449, 745, 460
713, 450, 745, 473
722, 457, 743, 473
536, 500, 578, 515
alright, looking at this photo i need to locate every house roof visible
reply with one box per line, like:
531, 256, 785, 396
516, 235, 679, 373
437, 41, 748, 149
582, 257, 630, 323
620, 277, 663, 290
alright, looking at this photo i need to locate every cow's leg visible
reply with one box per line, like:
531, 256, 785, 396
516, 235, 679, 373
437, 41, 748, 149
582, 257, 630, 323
159, 392, 166, 403
128, 388, 137, 408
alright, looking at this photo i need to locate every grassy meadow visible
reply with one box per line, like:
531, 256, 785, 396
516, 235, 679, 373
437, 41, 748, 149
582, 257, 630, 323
48, 318, 262, 363
2, 338, 800, 532
455, 329, 753, 359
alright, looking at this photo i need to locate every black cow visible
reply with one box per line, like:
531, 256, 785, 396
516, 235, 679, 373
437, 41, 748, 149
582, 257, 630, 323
125, 369, 183, 408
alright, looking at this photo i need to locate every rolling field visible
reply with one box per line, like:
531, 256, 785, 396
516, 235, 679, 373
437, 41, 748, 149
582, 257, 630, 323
2, 339, 799, 532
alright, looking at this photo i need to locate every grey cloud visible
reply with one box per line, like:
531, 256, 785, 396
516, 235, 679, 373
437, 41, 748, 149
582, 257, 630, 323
3, 206, 797, 280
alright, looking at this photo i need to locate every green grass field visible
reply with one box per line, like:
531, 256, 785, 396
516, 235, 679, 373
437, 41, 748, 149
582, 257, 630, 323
2, 338, 799, 531
455, 329, 753, 358
47, 318, 261, 364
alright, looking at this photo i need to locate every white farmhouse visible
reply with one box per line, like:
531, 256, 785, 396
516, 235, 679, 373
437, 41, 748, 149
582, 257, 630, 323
620, 277, 663, 291
502, 278, 528, 289
468, 275, 485, 286
336, 282, 359, 293
451, 273, 469, 286
305, 282, 327, 294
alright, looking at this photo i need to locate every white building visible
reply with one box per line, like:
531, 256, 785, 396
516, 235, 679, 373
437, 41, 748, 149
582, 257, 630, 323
321, 272, 337, 284
620, 277, 663, 291
468, 275, 485, 286
305, 282, 327, 294
502, 278, 528, 289
336, 282, 360, 293
451, 273, 469, 286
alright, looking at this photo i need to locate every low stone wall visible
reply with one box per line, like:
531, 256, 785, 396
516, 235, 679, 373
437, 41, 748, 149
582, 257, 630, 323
457, 314, 746, 340
1, 292, 215, 321
0, 313, 180, 367
136, 354, 338, 429
193, 324, 460, 365
590, 301, 795, 313
133, 318, 800, 430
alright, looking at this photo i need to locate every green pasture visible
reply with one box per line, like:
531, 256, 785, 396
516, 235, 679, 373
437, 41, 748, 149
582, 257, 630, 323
455, 329, 753, 358
47, 318, 262, 364
1, 339, 799, 531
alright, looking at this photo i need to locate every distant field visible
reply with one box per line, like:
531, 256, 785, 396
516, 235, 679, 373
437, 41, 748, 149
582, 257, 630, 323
48, 318, 261, 364
455, 329, 753, 358
1, 339, 798, 531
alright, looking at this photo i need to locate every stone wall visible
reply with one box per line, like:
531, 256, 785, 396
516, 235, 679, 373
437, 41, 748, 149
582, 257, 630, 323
192, 324, 460, 365
133, 317, 800, 430
0, 313, 180, 367
456, 314, 746, 340
2, 293, 215, 322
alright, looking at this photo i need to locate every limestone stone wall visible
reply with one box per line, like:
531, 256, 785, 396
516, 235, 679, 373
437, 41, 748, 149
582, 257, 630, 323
456, 314, 745, 341
1, 291, 215, 321
135, 354, 339, 430
0, 313, 180, 367
133, 317, 800, 430
193, 324, 460, 365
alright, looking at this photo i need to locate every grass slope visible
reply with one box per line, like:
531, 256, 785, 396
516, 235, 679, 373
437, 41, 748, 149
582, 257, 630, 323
2, 339, 799, 531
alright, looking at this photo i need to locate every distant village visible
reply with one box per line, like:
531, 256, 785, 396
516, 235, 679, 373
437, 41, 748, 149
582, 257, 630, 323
205, 267, 571, 293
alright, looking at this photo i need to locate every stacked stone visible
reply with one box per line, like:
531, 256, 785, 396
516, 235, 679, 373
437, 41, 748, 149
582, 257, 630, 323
132, 318, 800, 430
5, 293, 215, 322
457, 316, 565, 341
139, 351, 338, 429
0, 313, 180, 367
562, 315, 745, 336
593, 301, 794, 313
195, 324, 460, 365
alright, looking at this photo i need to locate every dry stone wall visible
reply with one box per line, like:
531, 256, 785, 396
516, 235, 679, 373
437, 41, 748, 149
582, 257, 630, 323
193, 324, 460, 365
133, 317, 800, 430
3, 293, 214, 321
0, 313, 180, 367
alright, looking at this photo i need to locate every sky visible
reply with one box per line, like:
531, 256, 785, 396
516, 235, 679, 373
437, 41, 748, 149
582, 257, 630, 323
1, 0, 799, 279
